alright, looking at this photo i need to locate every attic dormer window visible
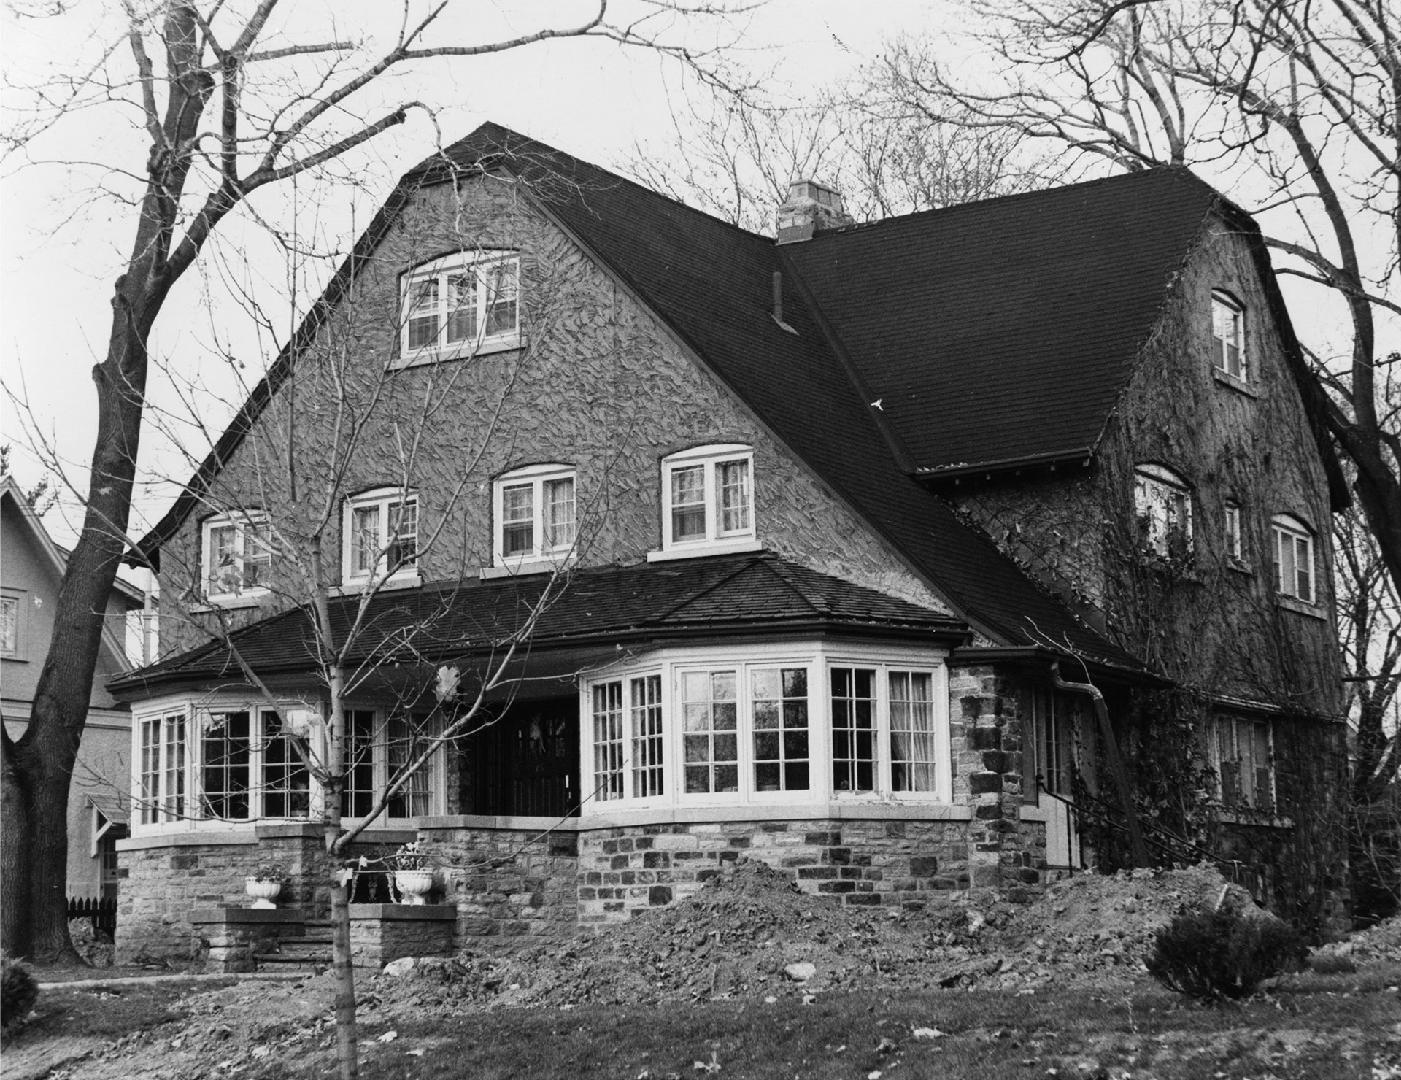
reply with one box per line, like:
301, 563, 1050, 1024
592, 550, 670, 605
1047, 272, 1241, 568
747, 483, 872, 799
397, 251, 519, 367
649, 445, 760, 561
1211, 291, 1246, 381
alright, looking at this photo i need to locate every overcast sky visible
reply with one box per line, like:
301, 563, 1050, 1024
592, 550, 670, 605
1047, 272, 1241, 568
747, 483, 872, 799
0, 0, 950, 550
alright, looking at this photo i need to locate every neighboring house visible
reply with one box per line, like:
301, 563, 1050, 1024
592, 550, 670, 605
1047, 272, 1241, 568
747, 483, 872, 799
109, 123, 1351, 962
1, 475, 145, 901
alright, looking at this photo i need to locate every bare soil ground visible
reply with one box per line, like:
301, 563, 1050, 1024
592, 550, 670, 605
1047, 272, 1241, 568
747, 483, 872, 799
5, 862, 1398, 1080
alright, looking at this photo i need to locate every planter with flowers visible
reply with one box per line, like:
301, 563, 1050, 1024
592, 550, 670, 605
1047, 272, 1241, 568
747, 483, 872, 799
389, 843, 435, 905
244, 862, 288, 909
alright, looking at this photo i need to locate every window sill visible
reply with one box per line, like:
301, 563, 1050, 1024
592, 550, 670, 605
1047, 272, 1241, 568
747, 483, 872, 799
392, 333, 522, 371
646, 539, 763, 563
1275, 595, 1326, 620
480, 553, 576, 580
190, 591, 270, 614
1226, 558, 1253, 575
335, 571, 422, 596
1215, 809, 1294, 829
1212, 368, 1258, 397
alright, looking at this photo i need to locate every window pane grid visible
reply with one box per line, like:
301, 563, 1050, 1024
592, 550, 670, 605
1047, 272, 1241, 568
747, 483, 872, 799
670, 465, 706, 542
139, 717, 161, 825
385, 714, 433, 818
202, 710, 251, 820
543, 477, 576, 550
388, 499, 417, 568
342, 710, 377, 818
682, 670, 739, 793
630, 675, 665, 798
889, 671, 936, 792
752, 667, 809, 792
717, 459, 751, 535
261, 710, 310, 819
162, 713, 185, 820
352, 505, 380, 574
592, 682, 625, 801
830, 667, 875, 793
501, 483, 534, 557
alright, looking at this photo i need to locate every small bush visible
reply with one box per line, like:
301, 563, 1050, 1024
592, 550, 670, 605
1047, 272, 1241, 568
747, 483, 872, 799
1146, 905, 1306, 1001
2, 956, 39, 1031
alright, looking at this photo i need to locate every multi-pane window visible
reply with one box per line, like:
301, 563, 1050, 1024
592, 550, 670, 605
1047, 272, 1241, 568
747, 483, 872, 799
493, 465, 576, 566
400, 252, 520, 362
341, 710, 440, 819
752, 667, 810, 792
202, 514, 272, 600
1214, 715, 1274, 813
1224, 502, 1244, 563
137, 710, 186, 825
1133, 464, 1193, 557
1272, 514, 1316, 603
201, 710, 253, 819
631, 675, 665, 798
262, 711, 310, 819
659, 445, 756, 552
344, 488, 418, 584
198, 708, 311, 821
1211, 291, 1246, 379
889, 671, 936, 792
582, 653, 947, 809
0, 592, 19, 658
682, 670, 740, 794
592, 682, 625, 801
830, 667, 876, 793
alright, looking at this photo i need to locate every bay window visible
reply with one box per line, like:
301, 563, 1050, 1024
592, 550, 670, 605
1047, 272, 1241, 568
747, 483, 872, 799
200, 708, 308, 821
582, 645, 948, 811
137, 710, 186, 825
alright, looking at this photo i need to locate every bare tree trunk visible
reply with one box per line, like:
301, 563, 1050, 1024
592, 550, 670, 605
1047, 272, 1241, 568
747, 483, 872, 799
326, 819, 358, 1080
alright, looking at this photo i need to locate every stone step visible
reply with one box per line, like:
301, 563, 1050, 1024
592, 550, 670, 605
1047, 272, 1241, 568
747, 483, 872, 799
253, 936, 333, 972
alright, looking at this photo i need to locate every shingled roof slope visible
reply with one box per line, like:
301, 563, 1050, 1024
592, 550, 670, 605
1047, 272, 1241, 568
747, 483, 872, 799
449, 124, 1134, 662
109, 554, 968, 694
780, 169, 1220, 473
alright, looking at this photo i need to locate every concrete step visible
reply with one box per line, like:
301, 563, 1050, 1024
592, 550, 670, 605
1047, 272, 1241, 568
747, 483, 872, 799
253, 935, 333, 973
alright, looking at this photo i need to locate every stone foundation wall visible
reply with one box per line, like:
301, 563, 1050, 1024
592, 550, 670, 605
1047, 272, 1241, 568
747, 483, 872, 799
115, 827, 326, 963
417, 825, 579, 948
574, 818, 971, 926
349, 904, 456, 968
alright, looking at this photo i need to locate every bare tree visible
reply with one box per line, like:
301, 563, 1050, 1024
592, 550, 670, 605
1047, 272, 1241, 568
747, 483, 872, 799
628, 88, 1040, 233
0, 0, 748, 964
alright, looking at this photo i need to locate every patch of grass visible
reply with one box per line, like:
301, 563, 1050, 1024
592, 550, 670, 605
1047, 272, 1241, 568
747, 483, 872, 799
1, 981, 218, 1048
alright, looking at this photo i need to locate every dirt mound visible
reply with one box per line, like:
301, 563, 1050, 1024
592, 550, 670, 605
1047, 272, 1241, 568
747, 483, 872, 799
1317, 914, 1401, 964
370, 859, 1256, 1011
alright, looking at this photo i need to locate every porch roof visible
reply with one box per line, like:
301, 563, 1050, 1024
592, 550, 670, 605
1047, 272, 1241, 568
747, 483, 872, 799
109, 553, 970, 698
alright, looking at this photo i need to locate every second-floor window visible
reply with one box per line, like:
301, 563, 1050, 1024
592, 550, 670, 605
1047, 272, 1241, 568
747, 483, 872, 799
399, 251, 519, 364
343, 488, 418, 585
1223, 501, 1244, 564
493, 464, 576, 567
1272, 513, 1316, 603
0, 591, 20, 659
661, 445, 755, 553
1211, 291, 1246, 380
202, 512, 272, 601
1133, 464, 1193, 558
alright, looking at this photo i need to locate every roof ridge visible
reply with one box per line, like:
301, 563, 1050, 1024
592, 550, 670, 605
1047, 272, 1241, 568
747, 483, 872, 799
750, 556, 826, 617
654, 554, 772, 621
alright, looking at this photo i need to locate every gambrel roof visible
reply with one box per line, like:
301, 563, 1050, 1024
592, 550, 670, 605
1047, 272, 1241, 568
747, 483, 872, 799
130, 122, 1344, 672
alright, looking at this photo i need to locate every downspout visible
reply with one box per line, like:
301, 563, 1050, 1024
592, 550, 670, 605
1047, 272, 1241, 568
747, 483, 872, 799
1050, 663, 1149, 869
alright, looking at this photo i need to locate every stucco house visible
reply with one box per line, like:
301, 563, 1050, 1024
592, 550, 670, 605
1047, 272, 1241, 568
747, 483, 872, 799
109, 123, 1351, 962
2, 475, 147, 901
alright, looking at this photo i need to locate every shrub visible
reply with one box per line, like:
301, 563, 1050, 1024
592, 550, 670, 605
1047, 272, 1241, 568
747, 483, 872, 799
2, 956, 39, 1032
1146, 905, 1306, 1001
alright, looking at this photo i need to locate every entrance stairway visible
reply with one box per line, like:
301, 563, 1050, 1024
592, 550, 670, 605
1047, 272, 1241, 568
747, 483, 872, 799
252, 918, 333, 973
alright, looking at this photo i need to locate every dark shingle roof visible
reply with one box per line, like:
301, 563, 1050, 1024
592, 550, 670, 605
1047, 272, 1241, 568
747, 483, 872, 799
780, 170, 1221, 473
109, 553, 968, 694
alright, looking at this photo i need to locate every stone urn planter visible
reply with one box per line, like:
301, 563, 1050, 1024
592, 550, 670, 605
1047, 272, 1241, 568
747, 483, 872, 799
244, 878, 283, 909
393, 869, 434, 905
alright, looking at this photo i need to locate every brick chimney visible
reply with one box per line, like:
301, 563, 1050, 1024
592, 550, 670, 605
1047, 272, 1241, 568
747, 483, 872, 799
775, 179, 854, 243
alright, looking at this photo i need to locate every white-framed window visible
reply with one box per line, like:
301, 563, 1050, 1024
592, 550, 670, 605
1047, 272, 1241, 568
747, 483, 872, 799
1133, 464, 1193, 557
341, 709, 441, 819
201, 512, 272, 601
580, 644, 949, 811
1211, 291, 1246, 380
1272, 513, 1316, 603
198, 707, 310, 821
0, 589, 23, 659
343, 487, 419, 585
654, 444, 756, 557
1213, 714, 1275, 814
398, 250, 519, 365
137, 709, 187, 825
492, 464, 576, 568
1224, 501, 1244, 564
